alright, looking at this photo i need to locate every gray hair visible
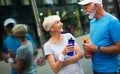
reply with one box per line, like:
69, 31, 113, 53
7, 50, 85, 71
12, 24, 28, 37
42, 15, 60, 31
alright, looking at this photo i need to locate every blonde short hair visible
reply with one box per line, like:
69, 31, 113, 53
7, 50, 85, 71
12, 24, 28, 37
42, 15, 60, 31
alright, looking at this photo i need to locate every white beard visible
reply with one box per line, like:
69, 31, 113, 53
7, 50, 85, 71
86, 7, 96, 19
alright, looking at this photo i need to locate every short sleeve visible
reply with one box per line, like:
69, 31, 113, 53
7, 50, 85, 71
110, 19, 120, 42
16, 47, 28, 60
43, 43, 53, 56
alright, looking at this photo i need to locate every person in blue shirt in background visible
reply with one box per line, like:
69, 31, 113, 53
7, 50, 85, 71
78, 0, 120, 74
3, 18, 38, 74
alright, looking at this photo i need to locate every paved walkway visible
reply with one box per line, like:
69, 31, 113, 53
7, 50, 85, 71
0, 34, 93, 74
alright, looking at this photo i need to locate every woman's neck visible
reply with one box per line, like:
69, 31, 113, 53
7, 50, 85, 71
52, 33, 61, 40
50, 33, 63, 44
20, 39, 28, 45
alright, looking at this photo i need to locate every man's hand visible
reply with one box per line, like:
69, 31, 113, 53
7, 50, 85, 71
8, 49, 16, 58
84, 51, 92, 59
83, 42, 97, 53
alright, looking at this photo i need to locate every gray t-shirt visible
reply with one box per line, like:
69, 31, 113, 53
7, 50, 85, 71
16, 40, 36, 74
44, 33, 84, 74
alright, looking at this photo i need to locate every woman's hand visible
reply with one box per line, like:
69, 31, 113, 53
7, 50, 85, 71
62, 44, 74, 55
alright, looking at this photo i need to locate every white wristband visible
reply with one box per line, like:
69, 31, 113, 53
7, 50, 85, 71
7, 58, 14, 63
58, 54, 65, 61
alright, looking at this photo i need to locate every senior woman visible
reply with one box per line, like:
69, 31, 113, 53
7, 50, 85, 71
42, 15, 84, 74
2, 24, 36, 74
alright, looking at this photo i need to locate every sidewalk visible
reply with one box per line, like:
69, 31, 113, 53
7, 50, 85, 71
0, 34, 93, 74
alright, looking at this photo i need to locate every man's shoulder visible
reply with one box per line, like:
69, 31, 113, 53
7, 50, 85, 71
4, 36, 18, 43
4, 36, 15, 41
106, 13, 119, 21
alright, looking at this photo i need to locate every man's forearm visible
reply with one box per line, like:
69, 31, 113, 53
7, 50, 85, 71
99, 45, 120, 54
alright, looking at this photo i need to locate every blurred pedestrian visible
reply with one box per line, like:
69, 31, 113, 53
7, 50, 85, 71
42, 15, 84, 74
3, 18, 37, 74
2, 24, 36, 74
78, 0, 120, 74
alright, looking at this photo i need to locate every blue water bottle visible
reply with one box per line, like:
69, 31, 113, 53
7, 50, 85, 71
67, 38, 74, 56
